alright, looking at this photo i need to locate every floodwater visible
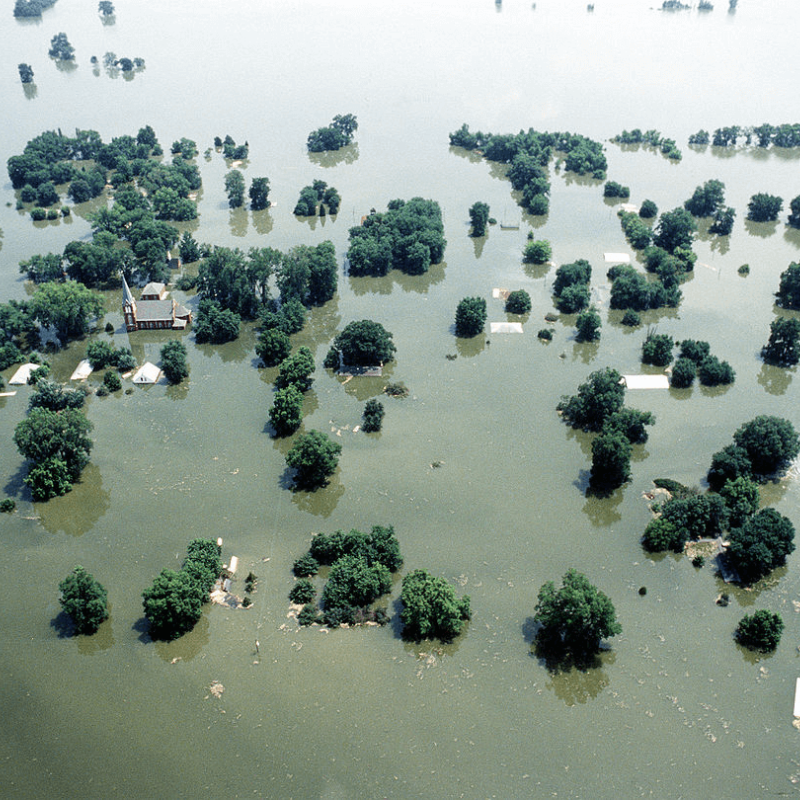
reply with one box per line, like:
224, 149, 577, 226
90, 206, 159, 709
2, 0, 800, 797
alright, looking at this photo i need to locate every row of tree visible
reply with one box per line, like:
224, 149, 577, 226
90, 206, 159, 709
689, 123, 800, 149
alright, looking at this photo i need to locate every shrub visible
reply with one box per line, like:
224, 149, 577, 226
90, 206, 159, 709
537, 328, 553, 341
362, 399, 385, 433
736, 610, 784, 652
642, 518, 685, 553
603, 181, 630, 198
298, 603, 319, 626
505, 290, 532, 314
0, 498, 17, 513
292, 552, 320, 577
523, 240, 552, 264
103, 371, 122, 392
639, 199, 658, 219
642, 333, 674, 366
678, 339, 710, 364
670, 357, 696, 388
575, 305, 601, 342
621, 310, 641, 327
454, 297, 487, 337
31, 207, 47, 221
289, 579, 316, 605
697, 356, 735, 386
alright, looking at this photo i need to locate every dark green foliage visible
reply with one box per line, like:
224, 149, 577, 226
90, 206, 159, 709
557, 367, 625, 432
533, 569, 621, 656
697, 355, 735, 386
736, 610, 784, 652
249, 177, 270, 211
347, 198, 445, 277
194, 299, 241, 344
618, 211, 653, 250
719, 476, 760, 528
307, 114, 358, 152
31, 208, 47, 222
469, 202, 490, 237
639, 199, 658, 218
709, 206, 736, 235
788, 196, 800, 229
256, 328, 291, 367
321, 554, 392, 611
15, 0, 58, 17
292, 553, 319, 577
277, 241, 337, 307
309, 525, 403, 573
727, 509, 795, 584
298, 604, 319, 626
642, 332, 674, 366
28, 379, 86, 413
115, 348, 136, 371
86, 340, 116, 369
293, 186, 319, 216
653, 207, 696, 254
590, 430, 631, 489
522, 240, 552, 264
0, 499, 16, 513
285, 430, 342, 490
455, 297, 487, 337
732, 416, 800, 476
224, 170, 245, 208
747, 193, 783, 222
776, 263, 800, 310
48, 32, 75, 61
35, 182, 59, 207
59, 566, 108, 635
603, 181, 630, 198
289, 580, 315, 605
558, 284, 590, 314
19, 253, 64, 284
178, 231, 201, 264
708, 444, 753, 490
332, 320, 396, 367
575, 305, 601, 342
688, 130, 710, 145
103, 371, 121, 392
14, 407, 93, 501
678, 339, 711, 364
505, 290, 532, 315
275, 346, 314, 392
197, 246, 262, 318
553, 259, 591, 295
684, 179, 725, 217
142, 569, 204, 641
400, 569, 471, 642
642, 518, 685, 553
538, 328, 554, 340
670, 357, 696, 388
657, 493, 728, 545
184, 538, 222, 595
29, 281, 104, 343
269, 385, 304, 437
603, 408, 654, 444
160, 340, 188, 384
621, 310, 641, 326
362, 399, 385, 433
761, 317, 800, 366
99, 1, 115, 14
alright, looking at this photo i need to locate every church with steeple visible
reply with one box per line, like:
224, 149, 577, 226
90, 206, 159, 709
122, 275, 192, 332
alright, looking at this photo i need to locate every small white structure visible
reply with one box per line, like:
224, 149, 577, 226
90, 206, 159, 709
490, 322, 524, 334
794, 678, 800, 717
70, 359, 94, 381
132, 362, 162, 384
622, 374, 670, 390
228, 556, 239, 575
492, 288, 510, 299
8, 363, 39, 385
604, 252, 631, 264
620, 203, 638, 213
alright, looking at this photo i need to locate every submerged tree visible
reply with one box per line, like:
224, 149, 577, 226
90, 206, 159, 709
400, 569, 471, 642
469, 202, 490, 237
747, 193, 783, 222
454, 296, 487, 337
160, 340, 189, 384
59, 566, 108, 634
285, 430, 342, 490
557, 367, 625, 432
736, 610, 784, 653
18, 63, 34, 84
225, 170, 245, 208
761, 317, 800, 367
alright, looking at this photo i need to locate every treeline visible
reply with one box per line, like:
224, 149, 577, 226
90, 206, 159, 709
14, 0, 57, 17
689, 123, 800, 149
449, 124, 607, 216
611, 128, 682, 161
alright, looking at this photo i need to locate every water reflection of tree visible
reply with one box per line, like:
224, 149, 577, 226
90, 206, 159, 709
36, 464, 111, 536
341, 372, 391, 402
447, 145, 484, 166
782, 226, 800, 250
228, 206, 248, 237
582, 482, 624, 526
455, 333, 486, 359
571, 340, 599, 364
23, 83, 38, 100
151, 614, 210, 662
252, 209, 274, 236
54, 59, 78, 74
347, 260, 446, 297
471, 235, 486, 260
757, 362, 793, 396
307, 143, 359, 168
290, 475, 344, 517
744, 219, 779, 239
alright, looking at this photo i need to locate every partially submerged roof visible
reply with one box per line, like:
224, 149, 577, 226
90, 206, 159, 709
622, 374, 670, 390
490, 322, 524, 334
604, 252, 631, 264
70, 359, 93, 381
132, 362, 162, 384
9, 363, 39, 385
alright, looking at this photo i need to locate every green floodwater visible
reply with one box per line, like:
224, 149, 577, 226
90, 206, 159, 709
2, 0, 800, 797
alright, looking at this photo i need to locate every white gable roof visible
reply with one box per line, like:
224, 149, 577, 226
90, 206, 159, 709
132, 362, 162, 384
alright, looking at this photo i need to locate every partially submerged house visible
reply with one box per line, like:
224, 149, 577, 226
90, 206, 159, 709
122, 276, 192, 332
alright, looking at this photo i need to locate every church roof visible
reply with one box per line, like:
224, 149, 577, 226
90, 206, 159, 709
122, 274, 135, 306
136, 299, 175, 322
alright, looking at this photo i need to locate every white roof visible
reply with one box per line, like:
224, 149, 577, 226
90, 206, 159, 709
70, 359, 93, 381
132, 362, 162, 384
8, 363, 39, 385
622, 374, 670, 389
490, 322, 524, 334
604, 253, 631, 264
492, 288, 509, 299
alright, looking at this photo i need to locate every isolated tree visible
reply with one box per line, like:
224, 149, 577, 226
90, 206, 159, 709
400, 569, 471, 642
455, 296, 487, 337
732, 416, 800, 476
708, 206, 736, 235
18, 63, 34, 84
776, 262, 800, 309
523, 240, 552, 264
362, 399, 385, 433
684, 179, 725, 217
224, 170, 245, 208
505, 290, 532, 315
256, 328, 291, 367
533, 569, 622, 656
761, 317, 800, 366
49, 33, 75, 61
332, 320, 396, 367
747, 193, 783, 222
285, 429, 342, 490
59, 566, 108, 634
99, 1, 115, 14
736, 610, 784, 653
575, 305, 601, 342
557, 367, 625, 432
788, 196, 800, 229
639, 199, 658, 219
590, 430, 631, 489
160, 340, 188, 384
269, 385, 304, 437
469, 202, 490, 237
275, 346, 315, 392
727, 508, 795, 584
697, 355, 735, 386
142, 568, 204, 640
670, 357, 697, 388
249, 177, 271, 210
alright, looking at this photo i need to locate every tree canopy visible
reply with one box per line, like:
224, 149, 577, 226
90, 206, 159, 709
533, 569, 621, 656
732, 415, 800, 476
285, 430, 342, 490
557, 367, 625, 432
454, 296, 487, 337
59, 566, 108, 635
747, 193, 783, 222
469, 202, 490, 237
307, 114, 358, 152
727, 508, 795, 584
761, 317, 800, 367
28, 281, 104, 343
736, 610, 784, 653
330, 320, 396, 368
653, 207, 696, 253
400, 569, 471, 642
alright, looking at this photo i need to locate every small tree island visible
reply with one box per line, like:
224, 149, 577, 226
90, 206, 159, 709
59, 566, 108, 635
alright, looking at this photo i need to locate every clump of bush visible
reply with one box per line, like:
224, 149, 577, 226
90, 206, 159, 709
736, 610, 784, 652
505, 290, 532, 315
